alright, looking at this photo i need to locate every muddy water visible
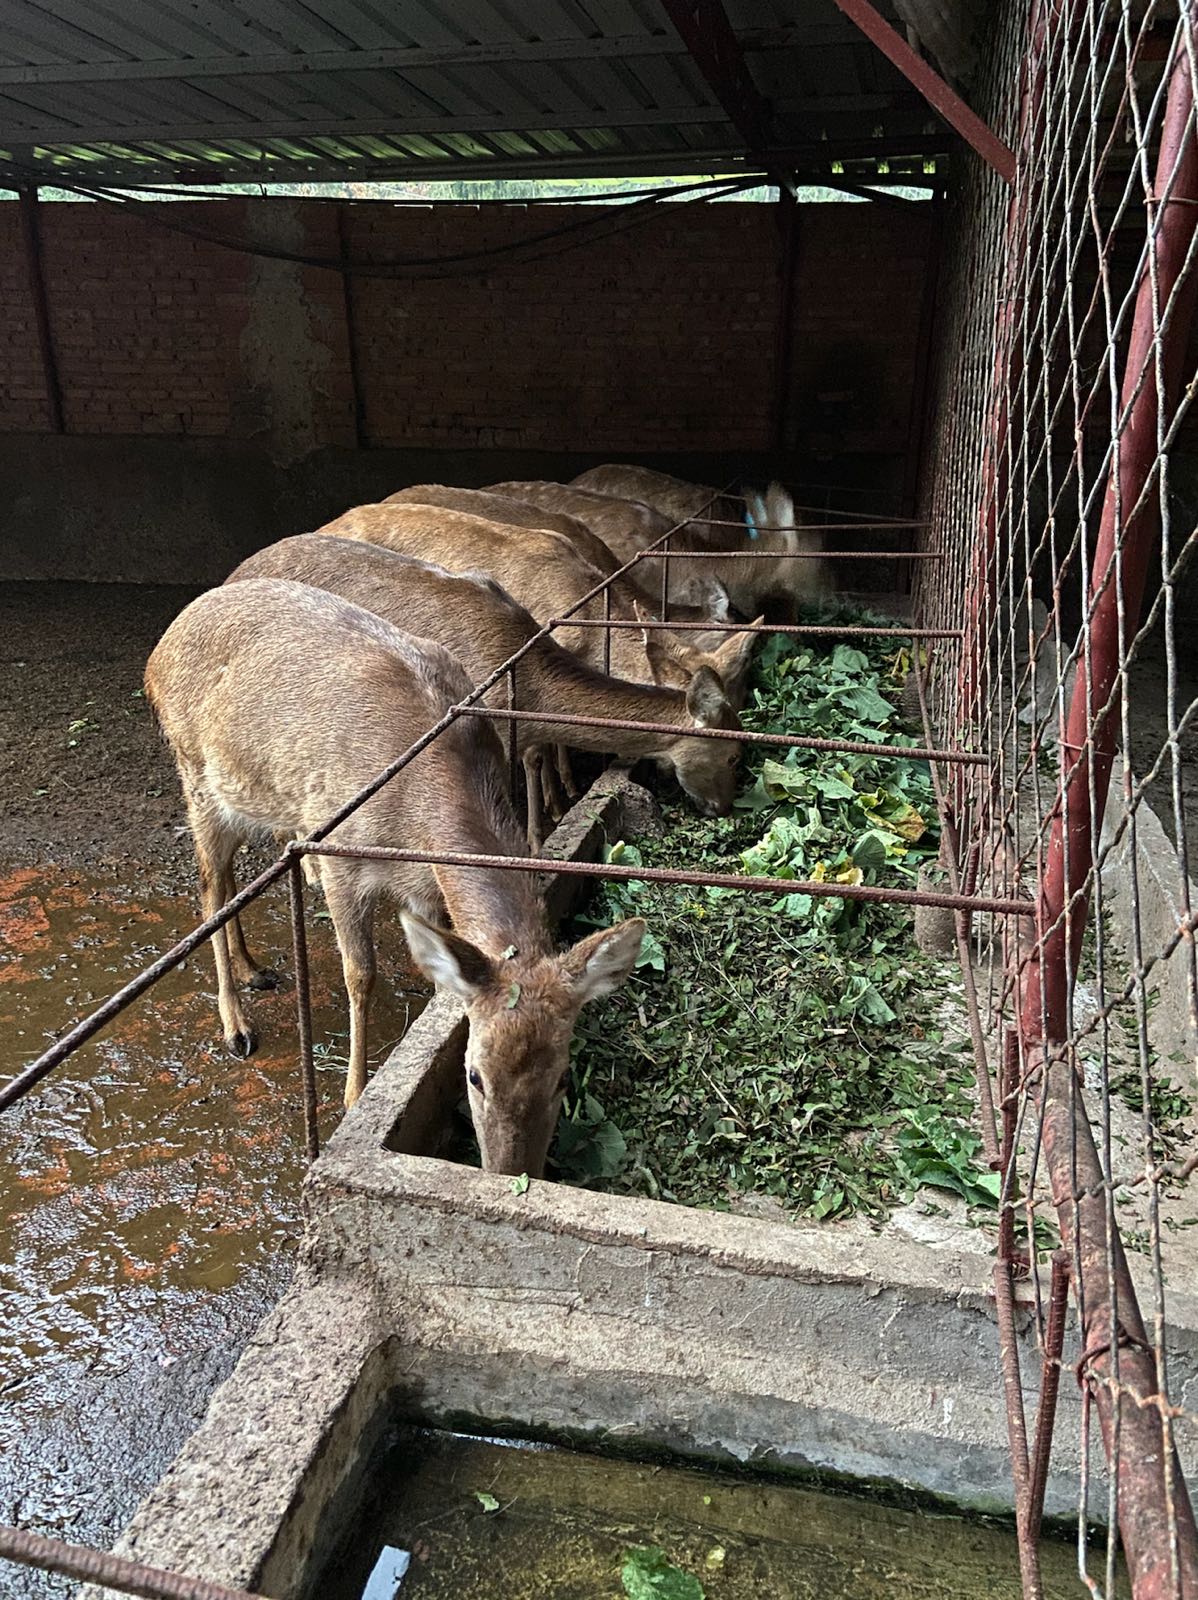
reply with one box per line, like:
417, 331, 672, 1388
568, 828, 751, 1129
0, 859, 427, 1593
317, 1430, 1095, 1599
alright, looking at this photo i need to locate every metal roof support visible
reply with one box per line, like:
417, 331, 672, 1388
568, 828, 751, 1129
829, 0, 1016, 183
659, 0, 799, 197
17, 183, 64, 435
772, 187, 800, 457
336, 205, 369, 450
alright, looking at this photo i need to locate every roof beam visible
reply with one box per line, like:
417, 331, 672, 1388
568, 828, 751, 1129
828, 0, 1015, 183
0, 140, 942, 191
0, 26, 805, 89
0, 103, 739, 144
658, 0, 774, 158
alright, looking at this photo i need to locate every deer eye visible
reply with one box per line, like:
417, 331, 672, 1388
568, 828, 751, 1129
468, 1068, 484, 1094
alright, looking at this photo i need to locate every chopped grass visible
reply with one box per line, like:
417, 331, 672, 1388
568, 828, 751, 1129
555, 620, 994, 1222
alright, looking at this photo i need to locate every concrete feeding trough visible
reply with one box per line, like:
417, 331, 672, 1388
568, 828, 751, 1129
83, 766, 1198, 1600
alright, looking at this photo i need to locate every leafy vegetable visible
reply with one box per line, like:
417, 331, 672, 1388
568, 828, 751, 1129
556, 620, 991, 1221
621, 1545, 705, 1600
473, 1491, 500, 1513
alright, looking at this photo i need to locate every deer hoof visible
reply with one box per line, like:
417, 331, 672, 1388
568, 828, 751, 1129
246, 967, 279, 991
226, 1027, 259, 1059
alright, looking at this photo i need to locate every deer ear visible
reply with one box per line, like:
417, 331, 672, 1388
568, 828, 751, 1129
644, 633, 693, 690
400, 911, 493, 1001
714, 616, 763, 683
765, 481, 795, 532
707, 577, 732, 621
685, 664, 730, 728
560, 918, 645, 1004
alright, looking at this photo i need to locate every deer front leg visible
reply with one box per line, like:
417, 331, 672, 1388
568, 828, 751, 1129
554, 742, 580, 802
523, 749, 546, 853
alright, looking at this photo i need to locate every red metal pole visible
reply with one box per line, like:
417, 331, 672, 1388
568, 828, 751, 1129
829, 0, 1016, 182
1019, 33, 1198, 1600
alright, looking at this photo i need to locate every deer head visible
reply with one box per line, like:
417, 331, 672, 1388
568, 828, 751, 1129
400, 912, 645, 1177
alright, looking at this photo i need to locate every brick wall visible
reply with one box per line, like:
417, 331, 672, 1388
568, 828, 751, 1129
0, 197, 934, 459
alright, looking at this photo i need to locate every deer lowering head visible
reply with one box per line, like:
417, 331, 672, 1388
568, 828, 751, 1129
402, 913, 643, 1175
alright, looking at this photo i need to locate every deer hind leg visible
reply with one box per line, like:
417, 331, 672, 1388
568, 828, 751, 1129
182, 780, 257, 1059
554, 742, 580, 802
217, 853, 279, 991
322, 868, 376, 1109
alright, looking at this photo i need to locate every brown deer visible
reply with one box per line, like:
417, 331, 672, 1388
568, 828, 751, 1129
316, 501, 751, 697
570, 467, 827, 620
382, 482, 734, 626
226, 536, 756, 845
145, 577, 643, 1170
571, 463, 749, 534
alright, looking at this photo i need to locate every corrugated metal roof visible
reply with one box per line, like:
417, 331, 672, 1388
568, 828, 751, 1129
0, 1, 942, 187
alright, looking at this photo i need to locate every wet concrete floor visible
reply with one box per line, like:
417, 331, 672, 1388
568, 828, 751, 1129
0, 859, 427, 1596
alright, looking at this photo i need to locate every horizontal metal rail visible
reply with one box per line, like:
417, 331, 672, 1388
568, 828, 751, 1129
293, 840, 1037, 917
0, 1523, 269, 1600
558, 618, 963, 638
631, 547, 937, 559
459, 703, 986, 763
684, 516, 932, 531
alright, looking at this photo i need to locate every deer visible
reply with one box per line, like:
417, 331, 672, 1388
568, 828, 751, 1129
317, 501, 760, 816
144, 576, 644, 1172
382, 481, 735, 625
570, 467, 828, 620
225, 535, 756, 847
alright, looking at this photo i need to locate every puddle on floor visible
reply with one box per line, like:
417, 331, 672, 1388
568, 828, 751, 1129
0, 859, 428, 1391
316, 1429, 1100, 1600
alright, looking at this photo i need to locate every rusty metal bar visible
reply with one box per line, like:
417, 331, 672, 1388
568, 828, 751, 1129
602, 583, 612, 675
0, 1522, 270, 1600
1026, 1252, 1071, 1547
992, 1261, 1042, 1599
660, 529, 670, 618
560, 618, 963, 638
626, 534, 934, 547
293, 838, 1036, 917
17, 183, 64, 434
1017, 33, 1198, 1598
459, 702, 987, 764
632, 543, 937, 554
673, 517, 932, 531
506, 663, 520, 802
288, 857, 319, 1164
828, 0, 1016, 182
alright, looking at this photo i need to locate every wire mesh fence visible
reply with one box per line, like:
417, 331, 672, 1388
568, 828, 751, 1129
919, 2, 1198, 1595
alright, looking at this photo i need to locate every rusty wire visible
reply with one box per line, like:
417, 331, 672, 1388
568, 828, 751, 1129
920, 2, 1198, 1595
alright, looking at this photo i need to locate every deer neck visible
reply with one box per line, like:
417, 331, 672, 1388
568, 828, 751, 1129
533, 643, 691, 759
423, 756, 551, 959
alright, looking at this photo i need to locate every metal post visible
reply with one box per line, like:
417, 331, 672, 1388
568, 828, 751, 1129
1026, 1252, 1071, 1546
772, 186, 799, 458
288, 858, 319, 1163
336, 203, 369, 450
17, 184, 64, 435
506, 664, 520, 802
660, 531, 670, 620
992, 1259, 1041, 1599
603, 583, 612, 675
